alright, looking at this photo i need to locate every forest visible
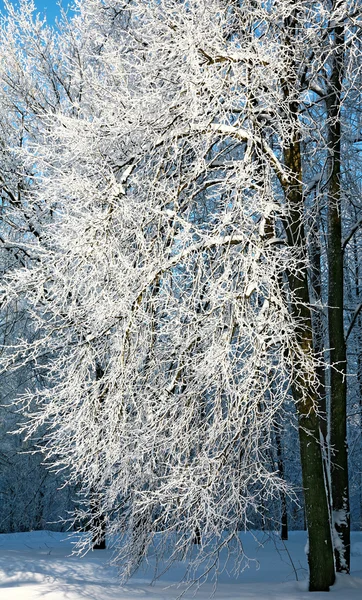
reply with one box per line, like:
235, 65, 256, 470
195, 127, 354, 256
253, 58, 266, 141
0, 0, 361, 595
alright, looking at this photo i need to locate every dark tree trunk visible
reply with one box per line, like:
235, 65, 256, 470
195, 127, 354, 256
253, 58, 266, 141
327, 9, 350, 573
193, 526, 201, 545
275, 424, 288, 541
277, 6, 335, 589
91, 364, 106, 550
282, 94, 335, 590
309, 217, 328, 442
91, 493, 106, 550
309, 216, 332, 528
353, 237, 362, 530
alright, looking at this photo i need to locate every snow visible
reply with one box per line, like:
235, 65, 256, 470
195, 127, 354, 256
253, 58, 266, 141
1, 531, 362, 599
333, 510, 348, 526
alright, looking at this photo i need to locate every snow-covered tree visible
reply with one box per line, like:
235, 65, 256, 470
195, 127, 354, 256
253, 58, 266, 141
0, 0, 361, 592
0, 0, 85, 533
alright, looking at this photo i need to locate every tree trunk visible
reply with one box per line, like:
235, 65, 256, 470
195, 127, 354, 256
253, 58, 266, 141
275, 424, 288, 541
91, 364, 106, 550
283, 118, 335, 591
193, 526, 201, 545
309, 215, 333, 532
327, 9, 350, 573
278, 6, 335, 588
353, 236, 362, 530
309, 216, 328, 442
91, 490, 106, 550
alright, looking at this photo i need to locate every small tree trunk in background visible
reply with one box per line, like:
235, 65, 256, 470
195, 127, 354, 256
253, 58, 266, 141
91, 488, 106, 550
275, 424, 288, 541
91, 364, 106, 550
193, 526, 201, 545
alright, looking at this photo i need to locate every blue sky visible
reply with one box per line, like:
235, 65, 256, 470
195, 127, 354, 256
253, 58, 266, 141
0, 1, 74, 23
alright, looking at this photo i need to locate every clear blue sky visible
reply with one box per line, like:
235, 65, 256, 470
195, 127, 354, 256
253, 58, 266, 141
0, 1, 74, 24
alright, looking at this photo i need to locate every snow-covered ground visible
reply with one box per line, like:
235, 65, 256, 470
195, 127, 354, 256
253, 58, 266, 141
0, 530, 362, 599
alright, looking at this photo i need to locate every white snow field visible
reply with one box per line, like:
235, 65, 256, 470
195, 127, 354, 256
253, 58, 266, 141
0, 530, 362, 600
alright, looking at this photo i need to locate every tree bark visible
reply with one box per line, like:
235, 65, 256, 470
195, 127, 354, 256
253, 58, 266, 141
352, 236, 362, 530
91, 364, 106, 550
91, 489, 106, 550
283, 118, 335, 591
327, 7, 350, 573
275, 424, 288, 541
309, 217, 328, 442
277, 6, 335, 588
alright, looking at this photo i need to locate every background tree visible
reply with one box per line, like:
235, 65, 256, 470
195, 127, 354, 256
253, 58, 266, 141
0, 0, 86, 533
